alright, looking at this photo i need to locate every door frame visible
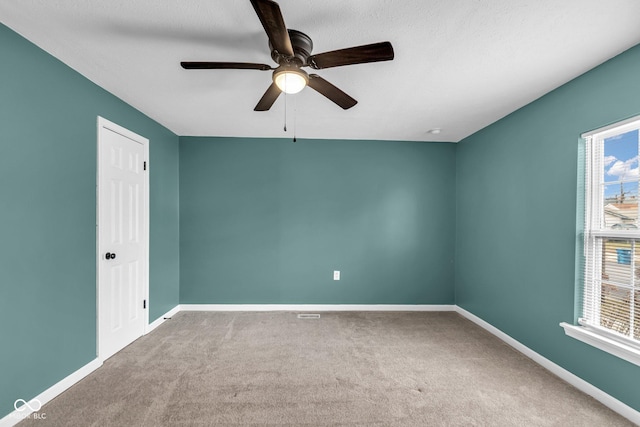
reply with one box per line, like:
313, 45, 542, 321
96, 116, 150, 360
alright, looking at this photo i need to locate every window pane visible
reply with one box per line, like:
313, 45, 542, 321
603, 182, 638, 229
601, 239, 633, 284
603, 129, 639, 230
600, 284, 631, 336
603, 129, 639, 184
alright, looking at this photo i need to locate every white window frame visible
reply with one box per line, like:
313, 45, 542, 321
561, 115, 640, 367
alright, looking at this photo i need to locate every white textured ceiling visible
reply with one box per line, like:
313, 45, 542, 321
1, 1, 640, 142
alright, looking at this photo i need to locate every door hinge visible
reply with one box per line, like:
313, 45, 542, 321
143, 299, 147, 309
143, 161, 147, 171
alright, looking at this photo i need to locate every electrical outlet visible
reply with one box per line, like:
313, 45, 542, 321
333, 270, 340, 280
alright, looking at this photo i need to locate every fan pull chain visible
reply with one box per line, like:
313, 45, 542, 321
293, 95, 297, 143
283, 92, 287, 132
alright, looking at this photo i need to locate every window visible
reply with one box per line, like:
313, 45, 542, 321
562, 116, 640, 366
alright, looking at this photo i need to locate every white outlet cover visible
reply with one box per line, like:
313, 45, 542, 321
333, 271, 340, 280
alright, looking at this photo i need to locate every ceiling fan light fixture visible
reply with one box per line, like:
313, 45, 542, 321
273, 67, 308, 94
181, 0, 394, 111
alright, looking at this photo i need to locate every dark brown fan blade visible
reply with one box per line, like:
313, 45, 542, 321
307, 42, 394, 70
250, 0, 294, 57
254, 83, 282, 111
307, 74, 357, 110
181, 62, 272, 70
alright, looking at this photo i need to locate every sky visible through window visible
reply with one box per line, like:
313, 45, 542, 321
603, 129, 639, 199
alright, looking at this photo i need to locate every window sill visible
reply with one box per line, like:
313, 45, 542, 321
560, 322, 640, 367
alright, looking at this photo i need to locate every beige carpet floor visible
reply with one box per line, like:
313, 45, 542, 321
18, 311, 635, 426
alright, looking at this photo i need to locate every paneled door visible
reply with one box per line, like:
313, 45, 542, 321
97, 117, 149, 361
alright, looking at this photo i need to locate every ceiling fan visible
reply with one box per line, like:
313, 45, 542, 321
180, 0, 394, 111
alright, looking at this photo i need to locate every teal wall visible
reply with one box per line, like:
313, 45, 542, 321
3, 15, 640, 423
179, 137, 455, 304
455, 44, 640, 410
0, 23, 180, 418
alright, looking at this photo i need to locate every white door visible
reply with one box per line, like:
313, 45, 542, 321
97, 117, 149, 361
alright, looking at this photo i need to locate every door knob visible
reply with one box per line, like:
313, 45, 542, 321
105, 252, 116, 260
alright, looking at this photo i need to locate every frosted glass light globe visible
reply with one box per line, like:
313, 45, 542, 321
274, 69, 308, 94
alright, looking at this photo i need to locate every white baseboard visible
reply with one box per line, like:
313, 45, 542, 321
147, 305, 180, 333
454, 306, 640, 425
0, 358, 102, 427
179, 304, 456, 312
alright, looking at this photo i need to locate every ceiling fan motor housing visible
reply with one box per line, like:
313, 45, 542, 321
270, 29, 313, 66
